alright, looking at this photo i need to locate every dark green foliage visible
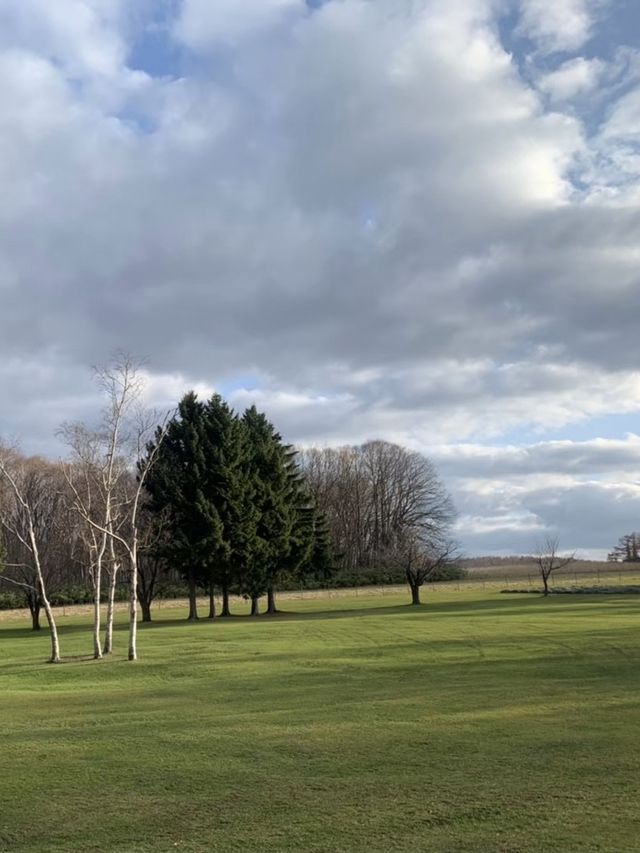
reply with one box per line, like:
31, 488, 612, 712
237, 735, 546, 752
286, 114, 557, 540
0, 591, 22, 610
145, 393, 263, 617
205, 396, 261, 615
239, 407, 293, 610
144, 394, 335, 615
145, 392, 223, 618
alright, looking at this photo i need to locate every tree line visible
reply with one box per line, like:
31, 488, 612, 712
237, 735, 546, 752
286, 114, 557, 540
608, 533, 640, 563
0, 357, 457, 663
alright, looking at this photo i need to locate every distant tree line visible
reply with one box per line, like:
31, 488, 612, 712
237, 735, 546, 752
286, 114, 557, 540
608, 533, 640, 563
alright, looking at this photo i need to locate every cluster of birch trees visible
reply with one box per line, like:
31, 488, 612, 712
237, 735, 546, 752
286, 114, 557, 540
0, 357, 166, 662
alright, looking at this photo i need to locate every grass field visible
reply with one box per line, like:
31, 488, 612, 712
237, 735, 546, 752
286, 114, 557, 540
1, 589, 639, 852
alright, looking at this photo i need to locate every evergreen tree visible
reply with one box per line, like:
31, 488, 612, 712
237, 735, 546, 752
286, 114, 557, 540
308, 508, 335, 583
145, 393, 223, 620
201, 395, 257, 617
285, 501, 335, 589
241, 407, 294, 615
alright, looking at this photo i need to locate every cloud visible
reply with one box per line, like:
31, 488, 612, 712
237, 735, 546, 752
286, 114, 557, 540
0, 0, 128, 78
433, 435, 640, 555
175, 0, 305, 48
0, 0, 639, 554
537, 57, 604, 100
517, 0, 601, 54
432, 435, 640, 480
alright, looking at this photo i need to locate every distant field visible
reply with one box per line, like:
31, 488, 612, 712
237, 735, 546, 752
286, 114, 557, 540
1, 588, 640, 852
2, 562, 635, 625
462, 559, 623, 580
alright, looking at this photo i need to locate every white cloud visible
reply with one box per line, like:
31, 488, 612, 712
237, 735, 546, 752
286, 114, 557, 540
175, 0, 304, 48
435, 436, 640, 555
517, 0, 600, 54
538, 57, 604, 101
0, 0, 128, 79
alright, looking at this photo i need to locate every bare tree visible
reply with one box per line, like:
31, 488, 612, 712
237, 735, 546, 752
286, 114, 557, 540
383, 532, 458, 605
136, 507, 169, 623
301, 441, 455, 580
535, 536, 575, 596
0, 449, 63, 662
62, 357, 145, 658
64, 355, 170, 660
608, 533, 640, 563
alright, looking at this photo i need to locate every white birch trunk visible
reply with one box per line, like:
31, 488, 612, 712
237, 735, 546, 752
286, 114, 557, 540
128, 537, 138, 661
28, 515, 61, 663
92, 554, 103, 660
103, 558, 119, 654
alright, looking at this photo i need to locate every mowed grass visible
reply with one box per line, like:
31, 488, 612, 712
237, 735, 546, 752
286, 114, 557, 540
1, 591, 639, 852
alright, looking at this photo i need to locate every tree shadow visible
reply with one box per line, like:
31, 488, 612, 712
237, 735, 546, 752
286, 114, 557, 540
1, 590, 637, 643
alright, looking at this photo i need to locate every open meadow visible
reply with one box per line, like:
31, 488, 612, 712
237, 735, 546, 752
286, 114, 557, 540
1, 588, 640, 852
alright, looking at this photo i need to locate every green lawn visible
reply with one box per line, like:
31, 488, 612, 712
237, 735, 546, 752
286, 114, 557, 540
1, 590, 639, 852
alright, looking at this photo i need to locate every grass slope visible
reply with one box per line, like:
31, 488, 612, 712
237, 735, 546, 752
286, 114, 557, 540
1, 590, 639, 852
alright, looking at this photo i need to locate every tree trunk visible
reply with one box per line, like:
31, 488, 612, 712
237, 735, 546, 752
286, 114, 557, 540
208, 583, 216, 619
140, 599, 152, 622
266, 586, 277, 615
92, 557, 103, 659
250, 595, 260, 616
410, 583, 421, 606
128, 548, 138, 661
188, 572, 199, 620
42, 596, 61, 663
103, 561, 119, 654
221, 583, 231, 617
31, 606, 41, 632
542, 573, 550, 596
28, 518, 61, 663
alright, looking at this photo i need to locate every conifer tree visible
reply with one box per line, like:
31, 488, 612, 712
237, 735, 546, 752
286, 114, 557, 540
240, 407, 293, 615
145, 393, 222, 620
201, 395, 257, 618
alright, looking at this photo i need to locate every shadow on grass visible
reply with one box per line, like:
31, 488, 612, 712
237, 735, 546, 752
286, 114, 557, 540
2, 592, 637, 642
135, 593, 640, 628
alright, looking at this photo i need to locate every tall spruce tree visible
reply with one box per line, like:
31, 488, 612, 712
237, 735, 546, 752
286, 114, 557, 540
285, 501, 335, 589
308, 508, 335, 584
241, 407, 294, 615
201, 395, 257, 618
145, 393, 223, 620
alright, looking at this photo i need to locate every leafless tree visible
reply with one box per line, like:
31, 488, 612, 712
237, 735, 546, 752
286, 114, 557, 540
62, 356, 145, 658
136, 506, 170, 623
386, 534, 458, 605
64, 354, 170, 661
535, 536, 575, 596
301, 441, 455, 579
607, 533, 640, 563
0, 449, 63, 662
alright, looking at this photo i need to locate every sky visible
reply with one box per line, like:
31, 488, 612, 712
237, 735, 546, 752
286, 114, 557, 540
1, 0, 640, 557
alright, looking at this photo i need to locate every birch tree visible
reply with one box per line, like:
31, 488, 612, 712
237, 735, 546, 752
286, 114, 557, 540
62, 358, 143, 657
0, 449, 63, 662
64, 355, 170, 660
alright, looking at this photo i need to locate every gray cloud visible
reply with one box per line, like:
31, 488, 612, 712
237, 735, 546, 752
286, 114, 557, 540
0, 0, 640, 553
